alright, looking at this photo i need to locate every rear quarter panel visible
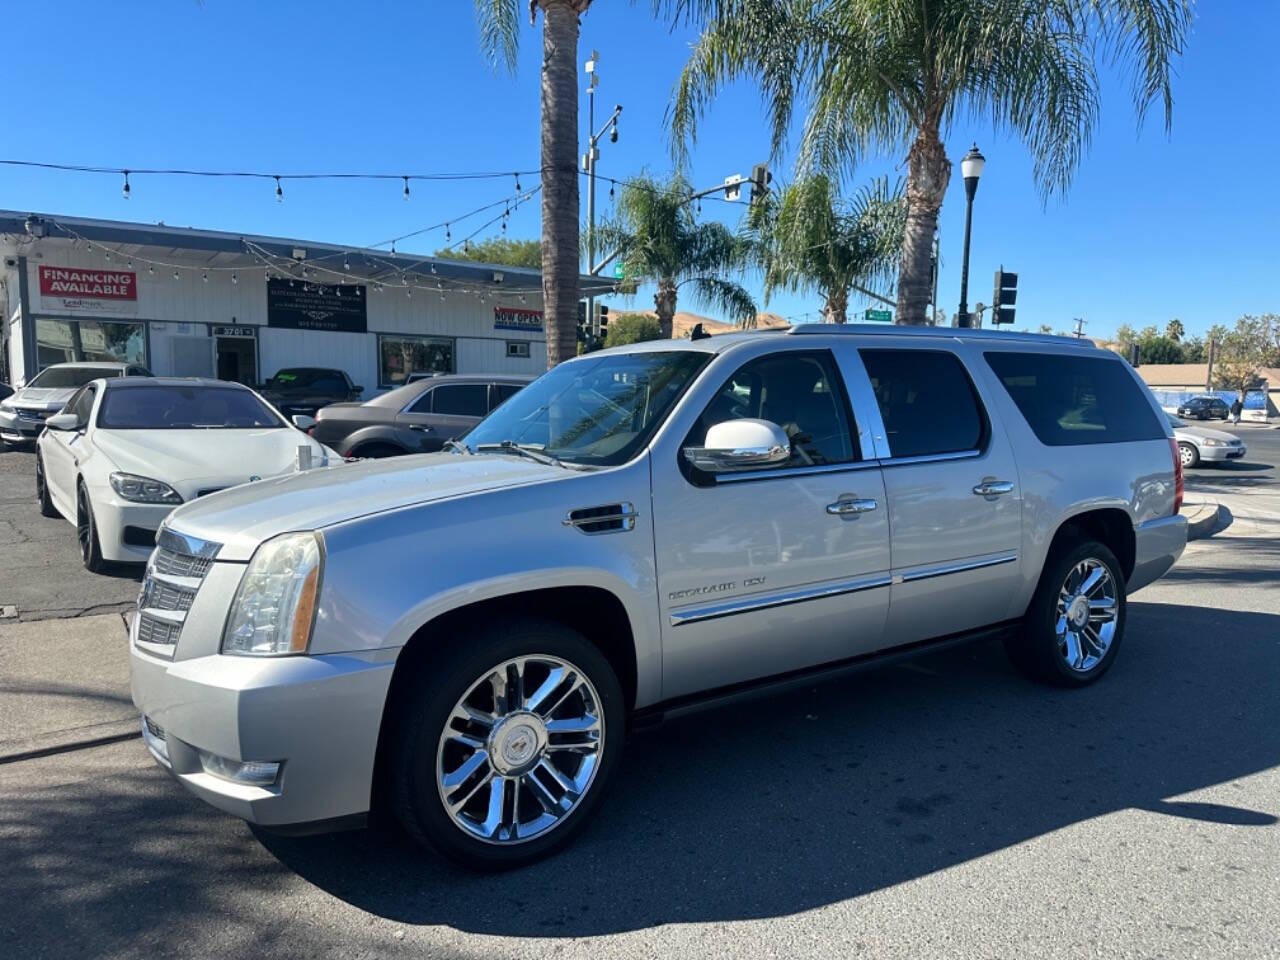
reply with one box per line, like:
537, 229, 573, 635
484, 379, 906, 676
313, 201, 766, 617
969, 344, 1177, 615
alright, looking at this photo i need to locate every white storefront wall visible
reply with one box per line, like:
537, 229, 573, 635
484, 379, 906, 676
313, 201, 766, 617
17, 242, 547, 391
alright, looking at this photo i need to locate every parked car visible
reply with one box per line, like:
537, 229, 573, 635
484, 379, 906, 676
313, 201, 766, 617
1167, 412, 1246, 468
258, 367, 363, 419
36, 377, 338, 571
1, 362, 151, 445
1175, 396, 1229, 420
130, 326, 1186, 869
307, 374, 533, 457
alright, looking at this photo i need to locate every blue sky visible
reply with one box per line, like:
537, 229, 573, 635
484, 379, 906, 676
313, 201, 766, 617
3, 0, 1276, 340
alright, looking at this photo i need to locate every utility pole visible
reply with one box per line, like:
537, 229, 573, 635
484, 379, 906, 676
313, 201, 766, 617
1205, 337, 1217, 392
582, 52, 620, 334
1072, 317, 1087, 339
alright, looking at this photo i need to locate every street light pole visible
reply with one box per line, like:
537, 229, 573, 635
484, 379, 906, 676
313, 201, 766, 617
957, 144, 985, 328
582, 52, 620, 341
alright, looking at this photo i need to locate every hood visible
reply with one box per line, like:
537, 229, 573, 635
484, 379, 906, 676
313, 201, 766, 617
94, 428, 336, 499
1175, 425, 1240, 443
12, 386, 77, 410
163, 453, 568, 560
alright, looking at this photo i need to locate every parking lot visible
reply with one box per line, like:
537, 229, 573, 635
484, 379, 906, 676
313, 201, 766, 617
2, 429, 1278, 959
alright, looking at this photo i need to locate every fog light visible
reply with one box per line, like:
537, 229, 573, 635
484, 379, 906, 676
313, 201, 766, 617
142, 715, 170, 768
197, 749, 281, 787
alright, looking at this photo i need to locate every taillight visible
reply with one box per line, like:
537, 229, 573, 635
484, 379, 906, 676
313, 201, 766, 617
1169, 437, 1183, 515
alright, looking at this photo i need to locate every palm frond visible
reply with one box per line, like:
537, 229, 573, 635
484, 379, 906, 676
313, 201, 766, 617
682, 275, 758, 327
474, 0, 522, 74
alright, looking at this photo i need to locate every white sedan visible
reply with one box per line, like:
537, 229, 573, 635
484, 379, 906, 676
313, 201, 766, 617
1167, 413, 1247, 468
35, 377, 338, 571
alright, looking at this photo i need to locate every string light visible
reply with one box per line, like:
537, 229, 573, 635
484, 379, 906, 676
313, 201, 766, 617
403, 176, 410, 201
274, 176, 283, 202
390, 241, 396, 257
173, 270, 180, 281
343, 255, 350, 271
445, 224, 451, 242
514, 173, 521, 192
122, 170, 130, 199
148, 264, 154, 275
231, 273, 238, 284
202, 271, 209, 282
127, 259, 133, 269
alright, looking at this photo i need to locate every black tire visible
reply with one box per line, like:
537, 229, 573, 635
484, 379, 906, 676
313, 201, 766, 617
351, 442, 404, 459
1005, 539, 1127, 687
1178, 441, 1200, 469
76, 482, 106, 573
36, 453, 59, 518
390, 618, 625, 870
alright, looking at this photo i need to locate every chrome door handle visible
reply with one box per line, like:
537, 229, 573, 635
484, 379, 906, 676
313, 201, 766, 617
973, 480, 1014, 497
409, 424, 433, 432
827, 497, 877, 516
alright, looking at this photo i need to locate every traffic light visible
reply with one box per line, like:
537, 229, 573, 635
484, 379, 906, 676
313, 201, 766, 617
576, 300, 587, 343
750, 162, 772, 205
992, 268, 1018, 325
1129, 343, 1141, 367
594, 303, 609, 342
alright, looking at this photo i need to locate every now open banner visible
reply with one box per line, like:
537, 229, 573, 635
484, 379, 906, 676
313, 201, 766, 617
38, 266, 138, 313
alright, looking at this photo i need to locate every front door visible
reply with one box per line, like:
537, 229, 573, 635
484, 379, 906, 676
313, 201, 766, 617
42, 384, 96, 514
394, 381, 488, 451
853, 346, 1023, 645
652, 349, 892, 701
215, 336, 257, 385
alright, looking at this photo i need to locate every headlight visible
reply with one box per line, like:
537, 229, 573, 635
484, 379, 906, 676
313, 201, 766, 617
0, 399, 14, 412
222, 532, 323, 656
1201, 438, 1224, 447
110, 472, 183, 503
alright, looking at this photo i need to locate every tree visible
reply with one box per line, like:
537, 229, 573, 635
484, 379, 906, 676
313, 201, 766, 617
604, 313, 664, 347
1181, 335, 1206, 364
475, 0, 591, 368
1165, 318, 1185, 341
1113, 323, 1138, 347
664, 0, 1192, 325
744, 174, 906, 324
435, 237, 542, 269
1139, 335, 1184, 365
1213, 314, 1278, 399
587, 173, 756, 338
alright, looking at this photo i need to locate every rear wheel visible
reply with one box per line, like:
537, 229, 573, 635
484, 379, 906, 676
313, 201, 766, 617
391, 619, 625, 870
1178, 441, 1200, 469
36, 454, 58, 517
1005, 540, 1126, 687
77, 482, 106, 573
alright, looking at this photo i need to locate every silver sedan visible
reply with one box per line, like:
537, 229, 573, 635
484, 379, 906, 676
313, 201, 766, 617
1167, 413, 1247, 468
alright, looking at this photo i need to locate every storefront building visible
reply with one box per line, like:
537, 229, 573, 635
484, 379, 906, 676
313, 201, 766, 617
2, 212, 597, 393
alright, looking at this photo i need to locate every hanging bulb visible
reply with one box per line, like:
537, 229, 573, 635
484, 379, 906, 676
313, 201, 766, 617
126, 260, 133, 270
122, 170, 131, 199
202, 271, 209, 283
374, 282, 383, 293
502, 220, 507, 234
445, 223, 451, 242
463, 239, 470, 254
104, 251, 111, 262
519, 294, 527, 304
436, 280, 443, 290
515, 173, 521, 192
402, 273, 409, 285
406, 288, 412, 299
439, 292, 446, 301
343, 256, 350, 271
231, 273, 238, 284
148, 264, 155, 275
403, 176, 410, 201
609, 183, 615, 200
390, 241, 396, 258
173, 270, 180, 281
274, 176, 283, 202
302, 267, 310, 277
430, 263, 437, 274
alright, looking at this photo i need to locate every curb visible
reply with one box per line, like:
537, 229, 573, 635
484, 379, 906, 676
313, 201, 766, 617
1183, 502, 1226, 541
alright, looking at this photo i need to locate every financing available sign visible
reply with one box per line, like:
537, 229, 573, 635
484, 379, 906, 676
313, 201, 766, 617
38, 266, 138, 313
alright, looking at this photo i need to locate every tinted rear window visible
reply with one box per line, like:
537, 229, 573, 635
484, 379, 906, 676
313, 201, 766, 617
984, 351, 1164, 446
431, 383, 488, 417
860, 349, 987, 458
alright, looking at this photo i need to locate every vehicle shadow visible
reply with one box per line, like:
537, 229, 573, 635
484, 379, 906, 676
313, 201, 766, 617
254, 600, 1279, 936
1, 601, 1276, 953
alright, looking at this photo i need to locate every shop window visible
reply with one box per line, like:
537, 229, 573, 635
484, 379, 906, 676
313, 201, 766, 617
506, 341, 531, 358
379, 334, 454, 388
35, 319, 147, 370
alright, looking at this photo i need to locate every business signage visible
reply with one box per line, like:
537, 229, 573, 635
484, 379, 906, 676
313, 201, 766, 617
38, 266, 138, 313
209, 325, 256, 338
494, 306, 544, 332
267, 279, 367, 333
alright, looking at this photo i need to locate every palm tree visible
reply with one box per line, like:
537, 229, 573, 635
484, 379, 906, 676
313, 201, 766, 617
663, 0, 1193, 325
588, 173, 757, 338
745, 174, 905, 324
475, 0, 591, 367
1165, 317, 1185, 342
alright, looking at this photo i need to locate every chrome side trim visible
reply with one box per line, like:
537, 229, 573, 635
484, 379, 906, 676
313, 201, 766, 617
156, 526, 222, 560
563, 501, 638, 534
714, 459, 879, 485
881, 449, 981, 468
897, 552, 1018, 585
670, 573, 891, 626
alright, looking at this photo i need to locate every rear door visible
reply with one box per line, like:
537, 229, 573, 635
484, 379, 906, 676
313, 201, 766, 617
853, 346, 1023, 645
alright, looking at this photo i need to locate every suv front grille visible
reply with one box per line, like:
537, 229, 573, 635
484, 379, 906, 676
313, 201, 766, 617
135, 529, 222, 657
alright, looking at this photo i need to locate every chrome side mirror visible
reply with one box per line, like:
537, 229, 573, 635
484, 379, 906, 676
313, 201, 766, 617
684, 418, 791, 472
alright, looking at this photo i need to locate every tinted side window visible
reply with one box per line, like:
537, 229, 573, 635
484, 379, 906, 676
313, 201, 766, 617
490, 383, 523, 411
860, 349, 986, 458
984, 351, 1164, 446
407, 388, 434, 414
688, 351, 855, 466
69, 385, 96, 424
432, 384, 488, 417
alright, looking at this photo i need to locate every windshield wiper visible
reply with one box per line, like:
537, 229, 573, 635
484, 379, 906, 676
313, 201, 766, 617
474, 440, 588, 470
442, 438, 472, 455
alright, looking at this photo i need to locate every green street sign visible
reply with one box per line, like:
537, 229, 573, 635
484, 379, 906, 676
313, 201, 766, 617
864, 309, 892, 322
613, 262, 625, 279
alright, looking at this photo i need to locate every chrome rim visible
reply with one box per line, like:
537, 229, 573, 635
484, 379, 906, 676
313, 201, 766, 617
1179, 444, 1195, 467
1056, 558, 1118, 672
436, 655, 604, 845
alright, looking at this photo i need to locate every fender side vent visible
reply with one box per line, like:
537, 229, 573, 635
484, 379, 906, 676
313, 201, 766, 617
564, 502, 637, 535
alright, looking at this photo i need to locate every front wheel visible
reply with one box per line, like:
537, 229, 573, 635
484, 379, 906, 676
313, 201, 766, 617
36, 453, 59, 518
391, 619, 625, 869
1178, 441, 1200, 469
1005, 540, 1126, 687
77, 482, 106, 573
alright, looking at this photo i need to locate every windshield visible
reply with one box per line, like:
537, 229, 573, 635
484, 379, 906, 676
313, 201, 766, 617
463, 351, 709, 466
266, 368, 345, 391
1166, 413, 1187, 427
29, 366, 120, 389
99, 386, 285, 429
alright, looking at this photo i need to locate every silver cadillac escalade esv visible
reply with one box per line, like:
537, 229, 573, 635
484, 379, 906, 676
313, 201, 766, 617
130, 325, 1188, 869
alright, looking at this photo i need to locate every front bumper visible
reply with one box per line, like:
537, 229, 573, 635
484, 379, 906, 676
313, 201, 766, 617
1128, 514, 1188, 594
89, 488, 174, 562
1197, 443, 1246, 462
129, 620, 396, 826
0, 407, 50, 441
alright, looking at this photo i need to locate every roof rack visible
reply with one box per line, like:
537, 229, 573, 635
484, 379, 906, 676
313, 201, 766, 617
787, 323, 1099, 348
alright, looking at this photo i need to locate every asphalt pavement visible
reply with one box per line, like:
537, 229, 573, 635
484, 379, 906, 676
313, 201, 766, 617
0, 428, 1277, 959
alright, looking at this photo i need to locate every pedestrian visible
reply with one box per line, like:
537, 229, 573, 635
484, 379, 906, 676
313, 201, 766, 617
1230, 397, 1243, 424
